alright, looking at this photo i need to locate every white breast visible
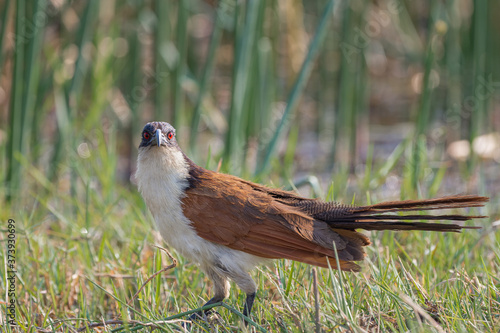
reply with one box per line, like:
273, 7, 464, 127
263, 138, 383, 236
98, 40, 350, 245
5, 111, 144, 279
135, 147, 264, 274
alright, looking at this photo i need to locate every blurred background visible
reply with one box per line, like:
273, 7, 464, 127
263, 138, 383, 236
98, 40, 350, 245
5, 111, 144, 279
1, 1, 500, 330
1, 0, 500, 208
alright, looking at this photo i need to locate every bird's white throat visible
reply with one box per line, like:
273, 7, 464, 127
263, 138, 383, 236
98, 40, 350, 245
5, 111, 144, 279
135, 145, 264, 278
136, 147, 198, 256
136, 147, 189, 220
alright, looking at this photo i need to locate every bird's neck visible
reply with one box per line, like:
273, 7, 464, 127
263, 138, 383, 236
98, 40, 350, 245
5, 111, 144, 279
136, 148, 190, 204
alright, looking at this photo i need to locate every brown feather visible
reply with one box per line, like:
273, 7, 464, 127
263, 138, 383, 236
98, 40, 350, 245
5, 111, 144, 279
182, 161, 488, 272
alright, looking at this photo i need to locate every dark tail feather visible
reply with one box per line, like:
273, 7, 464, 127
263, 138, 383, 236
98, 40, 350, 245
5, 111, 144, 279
316, 195, 489, 232
328, 221, 481, 232
356, 195, 488, 213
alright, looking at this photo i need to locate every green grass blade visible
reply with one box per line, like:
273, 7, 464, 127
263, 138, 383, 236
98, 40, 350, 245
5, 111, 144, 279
256, 0, 336, 176
5, 0, 26, 202
0, 0, 11, 76
21, 0, 46, 158
224, 0, 262, 172
67, 0, 99, 100
155, 0, 171, 121
468, 0, 489, 171
411, 2, 440, 193
445, 0, 463, 142
189, 6, 224, 153
171, 0, 188, 127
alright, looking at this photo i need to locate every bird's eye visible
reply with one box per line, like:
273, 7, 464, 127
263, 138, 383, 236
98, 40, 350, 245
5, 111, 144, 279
167, 132, 174, 140
143, 132, 150, 140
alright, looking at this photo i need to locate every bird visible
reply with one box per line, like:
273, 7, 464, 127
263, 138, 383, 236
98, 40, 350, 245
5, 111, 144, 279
135, 121, 488, 322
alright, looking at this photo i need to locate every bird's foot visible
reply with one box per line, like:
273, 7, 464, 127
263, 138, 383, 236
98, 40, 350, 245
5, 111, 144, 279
182, 309, 222, 331
187, 309, 220, 322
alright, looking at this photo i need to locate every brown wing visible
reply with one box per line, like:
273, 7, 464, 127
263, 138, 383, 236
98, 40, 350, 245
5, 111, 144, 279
181, 169, 367, 271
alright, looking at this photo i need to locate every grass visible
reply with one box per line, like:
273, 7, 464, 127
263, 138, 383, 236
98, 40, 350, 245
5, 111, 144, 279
1, 141, 498, 332
1, 0, 500, 332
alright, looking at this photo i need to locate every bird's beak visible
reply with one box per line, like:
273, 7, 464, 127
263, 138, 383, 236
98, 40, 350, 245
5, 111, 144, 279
155, 129, 164, 147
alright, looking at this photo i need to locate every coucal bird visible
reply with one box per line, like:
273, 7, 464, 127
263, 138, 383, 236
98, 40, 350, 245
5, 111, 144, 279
136, 121, 488, 321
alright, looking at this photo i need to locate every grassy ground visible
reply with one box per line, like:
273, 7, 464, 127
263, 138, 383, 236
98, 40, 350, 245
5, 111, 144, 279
1, 0, 500, 332
1, 146, 498, 332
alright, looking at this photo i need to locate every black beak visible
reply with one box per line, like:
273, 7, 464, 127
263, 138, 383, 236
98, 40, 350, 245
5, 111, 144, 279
155, 129, 164, 147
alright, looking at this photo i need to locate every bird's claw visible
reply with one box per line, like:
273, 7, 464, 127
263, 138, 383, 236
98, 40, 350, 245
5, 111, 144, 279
188, 309, 221, 322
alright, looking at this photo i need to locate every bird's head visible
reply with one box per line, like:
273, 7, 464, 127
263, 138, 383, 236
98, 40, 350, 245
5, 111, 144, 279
139, 121, 177, 150
137, 121, 189, 176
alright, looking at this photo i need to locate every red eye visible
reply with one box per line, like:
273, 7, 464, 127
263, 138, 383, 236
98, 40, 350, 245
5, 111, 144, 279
143, 132, 150, 140
167, 132, 174, 140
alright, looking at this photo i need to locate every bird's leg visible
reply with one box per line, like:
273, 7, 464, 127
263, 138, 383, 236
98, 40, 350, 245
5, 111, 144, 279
188, 296, 225, 321
189, 268, 229, 321
243, 292, 256, 317
230, 271, 257, 326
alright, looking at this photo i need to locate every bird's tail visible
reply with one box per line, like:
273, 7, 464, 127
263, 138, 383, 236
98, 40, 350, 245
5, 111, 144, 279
322, 195, 489, 231
289, 195, 488, 271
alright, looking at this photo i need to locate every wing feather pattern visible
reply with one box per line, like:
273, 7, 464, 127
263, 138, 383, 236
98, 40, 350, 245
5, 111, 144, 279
181, 167, 365, 271
181, 161, 486, 272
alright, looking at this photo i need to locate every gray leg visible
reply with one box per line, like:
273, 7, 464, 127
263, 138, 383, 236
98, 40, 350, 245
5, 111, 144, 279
227, 271, 257, 324
189, 268, 229, 321
243, 292, 256, 317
